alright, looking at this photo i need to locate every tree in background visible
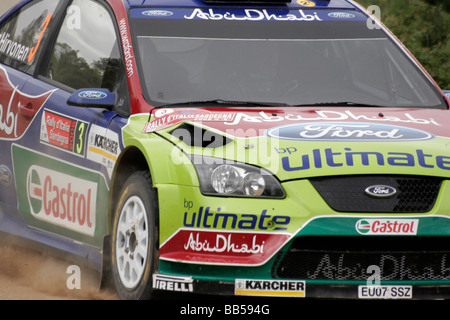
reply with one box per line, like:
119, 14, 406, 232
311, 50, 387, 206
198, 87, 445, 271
357, 0, 449, 89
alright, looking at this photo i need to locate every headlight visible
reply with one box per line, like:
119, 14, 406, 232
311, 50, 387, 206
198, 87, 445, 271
192, 156, 285, 198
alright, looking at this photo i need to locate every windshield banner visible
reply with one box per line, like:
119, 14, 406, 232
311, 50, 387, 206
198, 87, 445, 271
130, 8, 367, 22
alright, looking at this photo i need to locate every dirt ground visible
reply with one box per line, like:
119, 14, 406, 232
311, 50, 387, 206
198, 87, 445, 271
0, 237, 118, 300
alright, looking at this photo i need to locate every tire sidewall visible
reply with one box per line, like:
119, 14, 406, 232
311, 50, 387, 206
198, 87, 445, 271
111, 172, 157, 300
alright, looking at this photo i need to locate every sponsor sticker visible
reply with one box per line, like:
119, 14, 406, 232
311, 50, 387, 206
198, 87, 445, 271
78, 90, 108, 100
87, 124, 120, 178
118, 18, 134, 78
266, 122, 434, 142
183, 8, 322, 21
160, 229, 291, 265
40, 109, 88, 156
143, 109, 236, 132
27, 165, 97, 236
132, 8, 324, 21
280, 147, 450, 172
183, 206, 290, 231
153, 274, 194, 292
142, 10, 174, 17
328, 12, 356, 19
224, 110, 441, 127
235, 279, 305, 297
0, 66, 55, 140
355, 219, 419, 235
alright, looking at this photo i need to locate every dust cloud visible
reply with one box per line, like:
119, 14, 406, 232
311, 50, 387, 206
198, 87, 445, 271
0, 240, 117, 300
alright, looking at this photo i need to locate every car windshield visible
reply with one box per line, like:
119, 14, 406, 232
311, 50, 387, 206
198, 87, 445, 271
130, 8, 445, 109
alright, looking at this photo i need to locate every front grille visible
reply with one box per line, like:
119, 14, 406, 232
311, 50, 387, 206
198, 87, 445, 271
274, 237, 450, 281
310, 175, 442, 213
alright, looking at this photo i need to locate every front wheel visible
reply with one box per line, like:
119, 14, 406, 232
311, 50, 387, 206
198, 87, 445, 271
111, 171, 158, 300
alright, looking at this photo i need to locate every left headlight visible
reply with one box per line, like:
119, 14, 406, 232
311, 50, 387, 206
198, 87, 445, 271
191, 156, 285, 198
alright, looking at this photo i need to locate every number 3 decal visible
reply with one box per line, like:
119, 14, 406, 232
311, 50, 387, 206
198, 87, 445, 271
76, 122, 85, 155
28, 13, 52, 63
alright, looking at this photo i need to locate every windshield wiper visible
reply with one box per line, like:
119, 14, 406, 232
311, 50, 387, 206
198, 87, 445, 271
291, 101, 389, 108
155, 99, 288, 108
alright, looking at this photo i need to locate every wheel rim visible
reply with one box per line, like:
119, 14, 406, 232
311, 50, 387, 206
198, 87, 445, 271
115, 196, 149, 289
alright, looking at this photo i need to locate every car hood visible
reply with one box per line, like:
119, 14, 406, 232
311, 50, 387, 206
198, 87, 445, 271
147, 106, 450, 181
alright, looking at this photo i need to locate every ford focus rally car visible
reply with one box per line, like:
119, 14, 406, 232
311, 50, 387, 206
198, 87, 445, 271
0, 0, 449, 300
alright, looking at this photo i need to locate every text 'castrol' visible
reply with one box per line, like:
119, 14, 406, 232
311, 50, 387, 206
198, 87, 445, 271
27, 165, 97, 236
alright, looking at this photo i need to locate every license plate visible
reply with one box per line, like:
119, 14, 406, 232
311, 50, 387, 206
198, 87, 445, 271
358, 285, 412, 299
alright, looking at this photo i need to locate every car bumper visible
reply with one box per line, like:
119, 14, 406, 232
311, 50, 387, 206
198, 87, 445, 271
155, 178, 450, 300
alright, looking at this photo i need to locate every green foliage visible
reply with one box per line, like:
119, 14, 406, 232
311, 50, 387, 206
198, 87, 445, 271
357, 0, 450, 89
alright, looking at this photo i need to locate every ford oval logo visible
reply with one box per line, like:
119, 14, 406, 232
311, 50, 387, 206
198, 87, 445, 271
328, 12, 356, 19
365, 185, 397, 198
142, 10, 173, 17
265, 122, 434, 142
78, 91, 107, 100
0, 165, 12, 186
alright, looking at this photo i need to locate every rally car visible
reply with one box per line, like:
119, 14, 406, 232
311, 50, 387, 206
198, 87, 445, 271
0, 0, 449, 300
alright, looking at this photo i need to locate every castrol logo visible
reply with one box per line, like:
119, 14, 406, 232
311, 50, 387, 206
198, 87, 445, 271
27, 165, 97, 236
356, 219, 419, 235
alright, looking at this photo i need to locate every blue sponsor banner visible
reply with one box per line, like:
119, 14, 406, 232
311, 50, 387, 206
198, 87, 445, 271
130, 8, 367, 22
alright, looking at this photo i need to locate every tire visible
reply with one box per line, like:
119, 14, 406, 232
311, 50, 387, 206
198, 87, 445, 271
111, 171, 158, 300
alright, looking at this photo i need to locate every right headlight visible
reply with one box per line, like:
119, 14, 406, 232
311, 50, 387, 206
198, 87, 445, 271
191, 155, 285, 198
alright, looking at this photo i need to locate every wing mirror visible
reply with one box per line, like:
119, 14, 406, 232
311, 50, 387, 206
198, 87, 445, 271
67, 89, 116, 109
